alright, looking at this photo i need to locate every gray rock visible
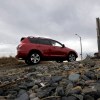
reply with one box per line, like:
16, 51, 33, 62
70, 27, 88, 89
51, 82, 59, 87
31, 97, 40, 100
17, 89, 27, 96
69, 86, 82, 94
26, 81, 34, 88
0, 96, 6, 100
63, 65, 70, 71
76, 80, 85, 86
68, 73, 80, 82
85, 71, 96, 79
61, 96, 68, 100
82, 87, 97, 94
94, 83, 100, 91
29, 93, 37, 99
81, 75, 90, 81
32, 85, 39, 91
72, 94, 83, 100
65, 83, 73, 95
37, 87, 55, 98
15, 91, 29, 100
51, 76, 62, 83
56, 87, 64, 96
60, 79, 71, 86
34, 79, 41, 85
84, 95, 94, 100
66, 96, 78, 100
19, 84, 27, 90
0, 89, 3, 95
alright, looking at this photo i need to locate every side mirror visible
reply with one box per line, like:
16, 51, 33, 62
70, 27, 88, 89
62, 44, 65, 48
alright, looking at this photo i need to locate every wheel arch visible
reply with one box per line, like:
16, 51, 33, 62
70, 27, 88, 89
67, 51, 78, 59
27, 49, 43, 58
67, 51, 78, 60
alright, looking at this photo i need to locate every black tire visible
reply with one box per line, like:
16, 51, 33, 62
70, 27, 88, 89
26, 52, 41, 65
25, 59, 32, 65
67, 53, 76, 62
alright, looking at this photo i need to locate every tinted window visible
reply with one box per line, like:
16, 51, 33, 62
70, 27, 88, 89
38, 39, 51, 45
51, 40, 63, 47
28, 37, 38, 44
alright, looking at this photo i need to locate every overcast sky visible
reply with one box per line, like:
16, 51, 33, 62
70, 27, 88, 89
0, 0, 100, 59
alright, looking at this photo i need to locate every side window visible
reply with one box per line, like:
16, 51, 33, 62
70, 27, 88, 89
51, 41, 62, 47
38, 39, 51, 45
28, 37, 38, 44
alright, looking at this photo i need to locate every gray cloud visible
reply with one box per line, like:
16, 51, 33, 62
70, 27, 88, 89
0, 0, 100, 57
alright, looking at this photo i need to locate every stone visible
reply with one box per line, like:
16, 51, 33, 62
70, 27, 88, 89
69, 86, 82, 94
19, 84, 27, 90
17, 89, 27, 96
26, 81, 34, 88
63, 65, 70, 71
83, 95, 94, 100
0, 89, 4, 95
72, 94, 83, 100
85, 80, 95, 86
85, 71, 96, 79
94, 83, 100, 91
37, 87, 55, 98
51, 76, 62, 83
81, 75, 90, 81
0, 96, 6, 100
76, 80, 85, 86
34, 79, 41, 85
32, 85, 39, 91
31, 97, 40, 100
66, 96, 78, 100
82, 87, 97, 94
29, 93, 37, 99
60, 79, 71, 86
61, 96, 68, 100
79, 64, 84, 68
96, 73, 100, 79
65, 83, 73, 95
51, 82, 59, 87
15, 91, 29, 100
56, 87, 64, 96
68, 73, 80, 82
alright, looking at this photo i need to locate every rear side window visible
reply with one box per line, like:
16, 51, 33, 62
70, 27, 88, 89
28, 37, 38, 44
20, 37, 25, 41
38, 39, 51, 45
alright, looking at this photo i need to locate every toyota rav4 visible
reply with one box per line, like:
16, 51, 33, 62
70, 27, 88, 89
16, 36, 78, 64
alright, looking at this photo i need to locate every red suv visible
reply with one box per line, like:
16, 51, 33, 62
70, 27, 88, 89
16, 36, 78, 64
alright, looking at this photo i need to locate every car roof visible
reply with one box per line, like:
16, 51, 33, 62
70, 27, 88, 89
28, 36, 55, 41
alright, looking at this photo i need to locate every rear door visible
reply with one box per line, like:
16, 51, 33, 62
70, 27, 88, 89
37, 38, 52, 57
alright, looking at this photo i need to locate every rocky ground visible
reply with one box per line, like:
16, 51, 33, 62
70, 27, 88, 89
0, 56, 100, 100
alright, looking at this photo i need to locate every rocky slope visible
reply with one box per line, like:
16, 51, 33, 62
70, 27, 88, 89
0, 57, 100, 100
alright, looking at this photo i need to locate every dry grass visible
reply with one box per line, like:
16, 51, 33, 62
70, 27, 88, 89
0, 56, 25, 67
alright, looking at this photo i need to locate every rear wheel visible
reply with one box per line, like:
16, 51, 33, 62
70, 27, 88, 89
67, 53, 76, 62
25, 59, 32, 65
25, 52, 41, 65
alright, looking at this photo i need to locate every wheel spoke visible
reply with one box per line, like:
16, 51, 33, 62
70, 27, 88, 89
68, 54, 76, 62
30, 53, 40, 64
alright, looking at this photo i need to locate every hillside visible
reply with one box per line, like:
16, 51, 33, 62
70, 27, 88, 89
0, 57, 100, 100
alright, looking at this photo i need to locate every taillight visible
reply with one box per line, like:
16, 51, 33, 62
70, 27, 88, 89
17, 44, 23, 50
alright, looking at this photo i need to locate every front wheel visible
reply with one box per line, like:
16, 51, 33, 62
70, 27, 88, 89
67, 53, 76, 62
